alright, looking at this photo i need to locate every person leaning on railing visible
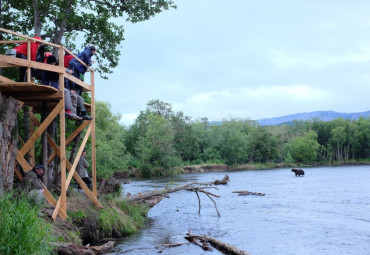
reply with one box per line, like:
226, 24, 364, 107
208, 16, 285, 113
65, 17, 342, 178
42, 55, 92, 120
68, 46, 96, 96
12, 36, 41, 82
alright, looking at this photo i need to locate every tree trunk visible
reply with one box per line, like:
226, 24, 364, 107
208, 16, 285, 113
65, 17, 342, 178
22, 106, 30, 163
0, 93, 22, 196
32, 0, 42, 36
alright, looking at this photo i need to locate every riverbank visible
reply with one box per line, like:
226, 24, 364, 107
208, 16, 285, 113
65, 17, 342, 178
114, 160, 370, 178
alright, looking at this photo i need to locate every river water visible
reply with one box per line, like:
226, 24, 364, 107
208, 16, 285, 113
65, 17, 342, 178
106, 166, 370, 255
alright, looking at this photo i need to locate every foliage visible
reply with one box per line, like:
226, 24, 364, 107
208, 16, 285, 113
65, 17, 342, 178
95, 101, 130, 178
287, 130, 321, 164
0, 192, 55, 255
94, 99, 370, 177
1, 0, 177, 78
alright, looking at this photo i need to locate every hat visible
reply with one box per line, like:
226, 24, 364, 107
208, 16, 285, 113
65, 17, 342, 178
34, 164, 45, 170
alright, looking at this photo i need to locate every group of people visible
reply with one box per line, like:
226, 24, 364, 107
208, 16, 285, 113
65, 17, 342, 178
19, 150, 92, 204
12, 36, 95, 121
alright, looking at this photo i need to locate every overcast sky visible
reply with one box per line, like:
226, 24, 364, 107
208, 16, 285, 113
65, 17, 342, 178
94, 0, 370, 126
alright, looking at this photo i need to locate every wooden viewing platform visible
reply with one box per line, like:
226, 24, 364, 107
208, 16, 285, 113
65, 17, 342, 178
0, 28, 103, 220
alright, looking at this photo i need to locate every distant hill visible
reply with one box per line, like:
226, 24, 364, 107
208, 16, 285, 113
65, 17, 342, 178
256, 110, 370, 126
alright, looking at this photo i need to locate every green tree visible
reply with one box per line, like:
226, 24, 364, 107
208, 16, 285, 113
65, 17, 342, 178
95, 101, 129, 178
2, 0, 177, 77
135, 114, 180, 176
247, 126, 278, 163
288, 130, 320, 164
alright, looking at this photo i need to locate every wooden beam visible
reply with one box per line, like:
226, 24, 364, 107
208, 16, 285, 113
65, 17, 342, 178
47, 120, 91, 164
91, 70, 97, 196
0, 55, 65, 73
64, 73, 91, 92
0, 75, 13, 82
52, 125, 103, 220
11, 91, 63, 101
59, 67, 67, 214
42, 183, 67, 219
19, 101, 63, 156
0, 40, 28, 44
16, 149, 32, 172
0, 28, 60, 47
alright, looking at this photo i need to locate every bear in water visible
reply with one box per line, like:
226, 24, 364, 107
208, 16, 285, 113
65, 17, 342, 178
291, 168, 305, 177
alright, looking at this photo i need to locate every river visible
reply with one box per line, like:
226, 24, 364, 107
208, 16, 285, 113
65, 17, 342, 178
105, 166, 370, 255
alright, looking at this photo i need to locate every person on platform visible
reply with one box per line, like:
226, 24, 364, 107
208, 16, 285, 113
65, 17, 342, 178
13, 36, 42, 81
42, 55, 92, 120
68, 46, 96, 95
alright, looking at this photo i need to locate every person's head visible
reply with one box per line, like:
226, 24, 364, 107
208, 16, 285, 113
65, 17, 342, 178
46, 55, 57, 65
33, 164, 45, 178
65, 47, 73, 55
33, 36, 42, 47
82, 150, 87, 156
90, 46, 96, 55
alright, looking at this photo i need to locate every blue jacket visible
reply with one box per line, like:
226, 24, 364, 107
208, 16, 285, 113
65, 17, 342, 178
69, 46, 93, 73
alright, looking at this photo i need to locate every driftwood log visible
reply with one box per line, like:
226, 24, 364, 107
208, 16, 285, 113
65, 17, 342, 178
56, 241, 115, 255
212, 174, 229, 185
185, 232, 249, 255
232, 190, 265, 196
155, 242, 189, 253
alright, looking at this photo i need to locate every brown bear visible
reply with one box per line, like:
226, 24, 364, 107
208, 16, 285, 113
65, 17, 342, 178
291, 168, 305, 177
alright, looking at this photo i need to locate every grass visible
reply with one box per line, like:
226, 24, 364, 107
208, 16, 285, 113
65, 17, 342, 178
0, 192, 55, 255
98, 198, 149, 236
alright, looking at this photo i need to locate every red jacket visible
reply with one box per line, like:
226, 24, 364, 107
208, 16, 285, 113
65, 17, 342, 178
64, 54, 74, 68
13, 36, 41, 61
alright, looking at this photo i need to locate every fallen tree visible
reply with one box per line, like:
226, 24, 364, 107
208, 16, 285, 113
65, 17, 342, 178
121, 175, 229, 214
232, 190, 265, 196
185, 231, 249, 255
55, 241, 115, 255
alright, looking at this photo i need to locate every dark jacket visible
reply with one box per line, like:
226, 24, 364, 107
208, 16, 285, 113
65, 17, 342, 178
69, 47, 93, 73
19, 170, 44, 191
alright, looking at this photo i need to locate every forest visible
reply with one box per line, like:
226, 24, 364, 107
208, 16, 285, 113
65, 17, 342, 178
83, 99, 370, 178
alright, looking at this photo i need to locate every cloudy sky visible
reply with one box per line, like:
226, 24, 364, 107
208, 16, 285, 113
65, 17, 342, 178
94, 0, 370, 126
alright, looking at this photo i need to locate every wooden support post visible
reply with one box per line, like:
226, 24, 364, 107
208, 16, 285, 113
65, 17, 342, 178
26, 40, 31, 82
59, 67, 67, 214
29, 107, 35, 166
91, 70, 97, 197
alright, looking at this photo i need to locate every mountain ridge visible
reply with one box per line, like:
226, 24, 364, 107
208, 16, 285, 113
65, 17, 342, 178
256, 110, 370, 126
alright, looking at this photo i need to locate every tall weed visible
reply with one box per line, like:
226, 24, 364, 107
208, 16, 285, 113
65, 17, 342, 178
0, 192, 55, 255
